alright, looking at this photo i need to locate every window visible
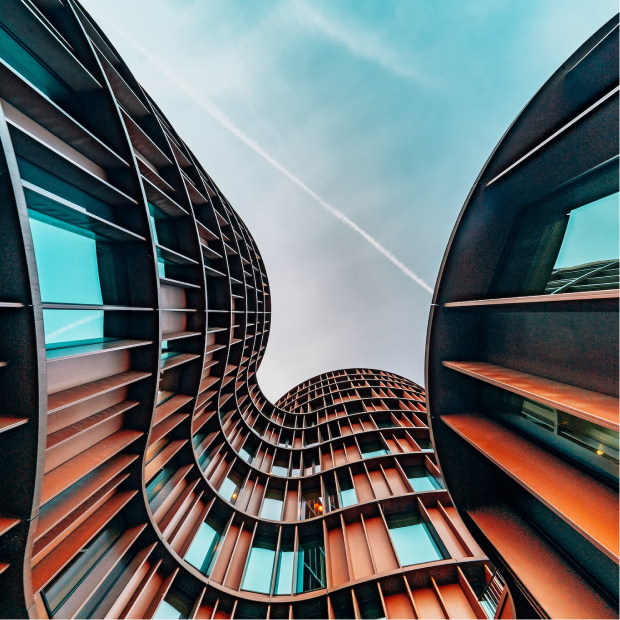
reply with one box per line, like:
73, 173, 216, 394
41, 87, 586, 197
184, 515, 223, 576
414, 438, 433, 451
241, 538, 277, 594
260, 489, 284, 520
402, 465, 441, 492
386, 512, 444, 566
146, 466, 175, 503
296, 536, 326, 593
358, 436, 389, 459
301, 489, 324, 519
275, 549, 295, 595
239, 438, 257, 464
42, 517, 123, 616
336, 471, 357, 508
546, 192, 619, 293
271, 454, 289, 477
219, 471, 242, 503
30, 212, 106, 348
153, 588, 192, 620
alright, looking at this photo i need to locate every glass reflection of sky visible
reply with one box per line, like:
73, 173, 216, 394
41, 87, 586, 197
555, 192, 619, 269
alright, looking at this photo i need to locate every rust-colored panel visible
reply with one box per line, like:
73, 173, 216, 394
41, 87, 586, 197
426, 507, 468, 558
47, 370, 149, 413
384, 593, 415, 620
195, 603, 214, 619
224, 527, 252, 589
170, 498, 205, 554
31, 490, 136, 593
327, 525, 349, 586
444, 414, 619, 561
411, 587, 446, 619
284, 487, 299, 521
345, 520, 374, 580
384, 438, 401, 454
47, 350, 131, 395
383, 467, 408, 495
345, 443, 361, 463
353, 472, 375, 503
247, 483, 264, 516
469, 504, 617, 619
47, 387, 128, 435
368, 469, 391, 499
124, 565, 164, 620
237, 477, 255, 512
363, 516, 398, 573
321, 450, 333, 470
144, 440, 186, 483
443, 361, 619, 431
443, 505, 484, 556
44, 406, 129, 474
333, 446, 347, 467
210, 524, 240, 584
41, 430, 142, 505
437, 583, 477, 620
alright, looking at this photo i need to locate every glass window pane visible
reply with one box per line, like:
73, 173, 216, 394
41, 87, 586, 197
275, 550, 295, 595
42, 309, 104, 348
153, 601, 183, 620
402, 465, 441, 492
260, 497, 283, 520
184, 519, 222, 576
242, 545, 275, 594
296, 540, 326, 593
386, 513, 444, 566
29, 214, 103, 304
219, 472, 241, 503
554, 193, 619, 270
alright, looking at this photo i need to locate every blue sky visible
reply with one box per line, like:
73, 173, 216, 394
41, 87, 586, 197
81, 0, 617, 399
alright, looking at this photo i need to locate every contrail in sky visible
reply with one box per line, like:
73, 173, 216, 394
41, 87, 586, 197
102, 21, 434, 294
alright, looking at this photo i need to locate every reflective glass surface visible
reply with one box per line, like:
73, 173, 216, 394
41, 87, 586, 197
275, 550, 295, 595
242, 544, 276, 594
296, 539, 326, 593
386, 512, 443, 566
184, 518, 222, 576
260, 496, 284, 520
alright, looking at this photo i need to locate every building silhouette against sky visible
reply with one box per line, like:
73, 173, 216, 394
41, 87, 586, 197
0, 1, 616, 619
0, 1, 513, 618
426, 15, 619, 620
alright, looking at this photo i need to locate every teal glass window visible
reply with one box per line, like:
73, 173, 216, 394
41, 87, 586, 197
239, 438, 257, 463
42, 517, 123, 616
153, 589, 191, 620
146, 466, 175, 503
296, 537, 326, 593
554, 192, 619, 270
359, 436, 389, 459
415, 437, 433, 451
219, 471, 242, 503
184, 517, 223, 576
386, 512, 444, 566
336, 471, 357, 508
402, 465, 441, 492
260, 490, 284, 520
546, 192, 619, 294
153, 601, 183, 620
241, 540, 276, 594
274, 549, 295, 595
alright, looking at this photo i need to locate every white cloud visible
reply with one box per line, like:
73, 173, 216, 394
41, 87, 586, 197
292, 0, 427, 84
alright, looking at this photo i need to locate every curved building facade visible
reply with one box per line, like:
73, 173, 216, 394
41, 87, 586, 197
426, 16, 619, 620
0, 1, 514, 618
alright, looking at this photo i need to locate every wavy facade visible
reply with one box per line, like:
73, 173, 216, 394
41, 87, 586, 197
426, 15, 619, 620
0, 1, 515, 618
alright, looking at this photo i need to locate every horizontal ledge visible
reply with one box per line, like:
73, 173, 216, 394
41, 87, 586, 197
142, 175, 188, 217
23, 182, 145, 243
444, 289, 619, 308
162, 331, 201, 342
46, 339, 152, 362
161, 352, 201, 372
160, 276, 201, 290
0, 301, 24, 308
161, 308, 198, 313
204, 265, 227, 278
156, 244, 198, 266
41, 303, 153, 311
0, 416, 28, 434
442, 361, 619, 431
442, 413, 619, 562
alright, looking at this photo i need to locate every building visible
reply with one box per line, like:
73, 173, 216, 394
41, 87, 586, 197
0, 1, 514, 618
425, 15, 619, 620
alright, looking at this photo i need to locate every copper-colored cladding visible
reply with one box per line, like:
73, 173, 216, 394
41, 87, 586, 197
426, 15, 619, 620
443, 361, 619, 430
0, 1, 516, 618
